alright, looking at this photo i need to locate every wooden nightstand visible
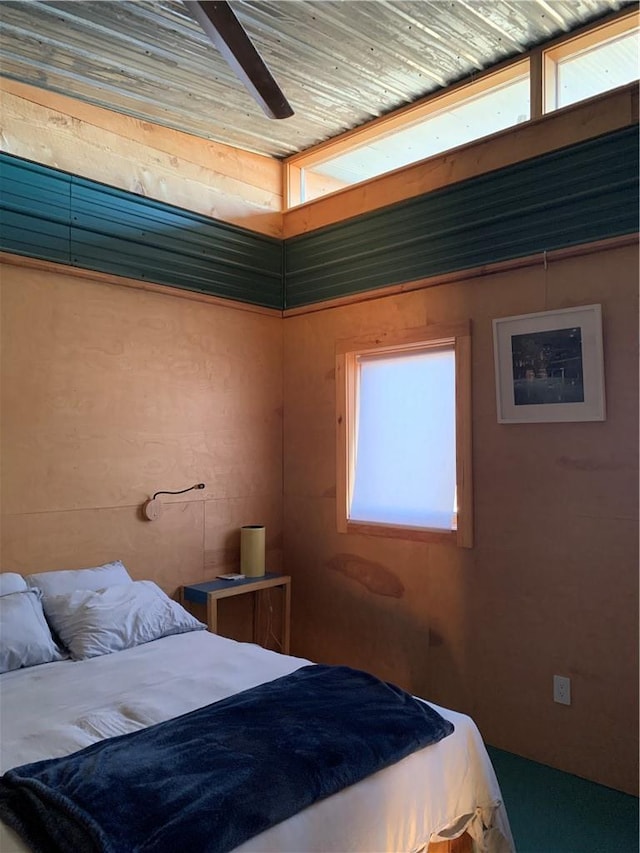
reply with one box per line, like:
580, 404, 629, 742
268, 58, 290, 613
180, 573, 291, 654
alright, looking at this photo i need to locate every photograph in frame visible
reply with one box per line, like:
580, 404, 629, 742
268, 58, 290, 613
492, 304, 605, 423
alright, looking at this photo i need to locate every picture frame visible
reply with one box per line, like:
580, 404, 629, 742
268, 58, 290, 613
492, 304, 605, 424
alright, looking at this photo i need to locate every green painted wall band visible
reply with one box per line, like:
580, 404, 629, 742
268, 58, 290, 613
1, 126, 638, 310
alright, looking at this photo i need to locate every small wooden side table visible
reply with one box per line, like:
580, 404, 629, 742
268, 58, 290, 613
180, 573, 291, 654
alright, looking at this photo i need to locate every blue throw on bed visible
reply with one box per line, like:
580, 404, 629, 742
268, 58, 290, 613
0, 663, 454, 853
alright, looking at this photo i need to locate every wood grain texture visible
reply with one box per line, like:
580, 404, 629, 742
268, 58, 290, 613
0, 252, 282, 318
283, 242, 639, 794
0, 261, 283, 599
300, 168, 349, 204
428, 833, 473, 853
285, 490, 435, 700
204, 496, 283, 576
0, 80, 280, 192
530, 48, 544, 120
0, 501, 204, 597
0, 80, 282, 237
1, 264, 283, 515
283, 84, 637, 237
455, 332, 473, 548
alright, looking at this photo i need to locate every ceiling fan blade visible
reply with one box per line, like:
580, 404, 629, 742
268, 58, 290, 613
185, 0, 294, 120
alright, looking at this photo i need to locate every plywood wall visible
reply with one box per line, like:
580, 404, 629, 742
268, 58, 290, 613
0, 262, 283, 595
282, 243, 639, 795
1, 243, 637, 795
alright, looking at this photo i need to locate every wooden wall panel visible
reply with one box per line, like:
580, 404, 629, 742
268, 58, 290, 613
204, 496, 283, 576
0, 262, 283, 598
284, 493, 435, 698
282, 242, 639, 794
1, 502, 204, 597
0, 80, 282, 238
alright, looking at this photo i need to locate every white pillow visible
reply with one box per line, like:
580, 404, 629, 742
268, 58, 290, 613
43, 581, 206, 660
0, 589, 65, 673
26, 560, 133, 599
0, 573, 28, 597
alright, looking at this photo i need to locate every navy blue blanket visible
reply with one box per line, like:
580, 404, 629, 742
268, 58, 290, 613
0, 664, 454, 853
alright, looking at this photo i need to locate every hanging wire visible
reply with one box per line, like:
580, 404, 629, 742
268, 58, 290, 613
152, 483, 205, 500
264, 588, 284, 651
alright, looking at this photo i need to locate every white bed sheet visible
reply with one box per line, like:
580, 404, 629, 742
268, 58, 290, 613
0, 632, 514, 853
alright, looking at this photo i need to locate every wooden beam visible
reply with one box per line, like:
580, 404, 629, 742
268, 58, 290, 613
530, 48, 544, 119
185, 1, 293, 120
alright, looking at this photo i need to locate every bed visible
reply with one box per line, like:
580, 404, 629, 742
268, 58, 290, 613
0, 564, 514, 853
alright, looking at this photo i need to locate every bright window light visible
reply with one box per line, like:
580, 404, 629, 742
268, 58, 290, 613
350, 347, 456, 530
336, 323, 473, 546
309, 75, 529, 192
551, 27, 639, 110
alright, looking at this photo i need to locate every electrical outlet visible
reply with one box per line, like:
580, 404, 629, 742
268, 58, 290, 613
553, 675, 571, 706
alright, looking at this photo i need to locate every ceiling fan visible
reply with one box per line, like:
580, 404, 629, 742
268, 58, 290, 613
184, 1, 294, 120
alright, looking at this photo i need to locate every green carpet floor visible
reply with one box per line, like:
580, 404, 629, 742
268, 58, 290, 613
487, 747, 639, 853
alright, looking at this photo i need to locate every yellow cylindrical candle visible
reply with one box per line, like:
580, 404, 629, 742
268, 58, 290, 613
240, 525, 265, 577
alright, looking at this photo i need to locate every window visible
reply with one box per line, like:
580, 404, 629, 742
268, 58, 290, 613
286, 62, 529, 207
301, 72, 529, 201
335, 323, 472, 546
285, 10, 639, 210
544, 15, 639, 112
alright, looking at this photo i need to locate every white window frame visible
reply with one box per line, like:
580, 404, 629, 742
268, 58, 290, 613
335, 323, 473, 547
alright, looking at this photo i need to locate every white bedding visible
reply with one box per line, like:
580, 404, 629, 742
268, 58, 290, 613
0, 631, 514, 852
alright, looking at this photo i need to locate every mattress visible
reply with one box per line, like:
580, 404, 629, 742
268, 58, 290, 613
0, 631, 514, 852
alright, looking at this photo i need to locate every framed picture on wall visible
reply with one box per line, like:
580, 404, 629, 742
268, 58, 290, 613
492, 304, 605, 424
